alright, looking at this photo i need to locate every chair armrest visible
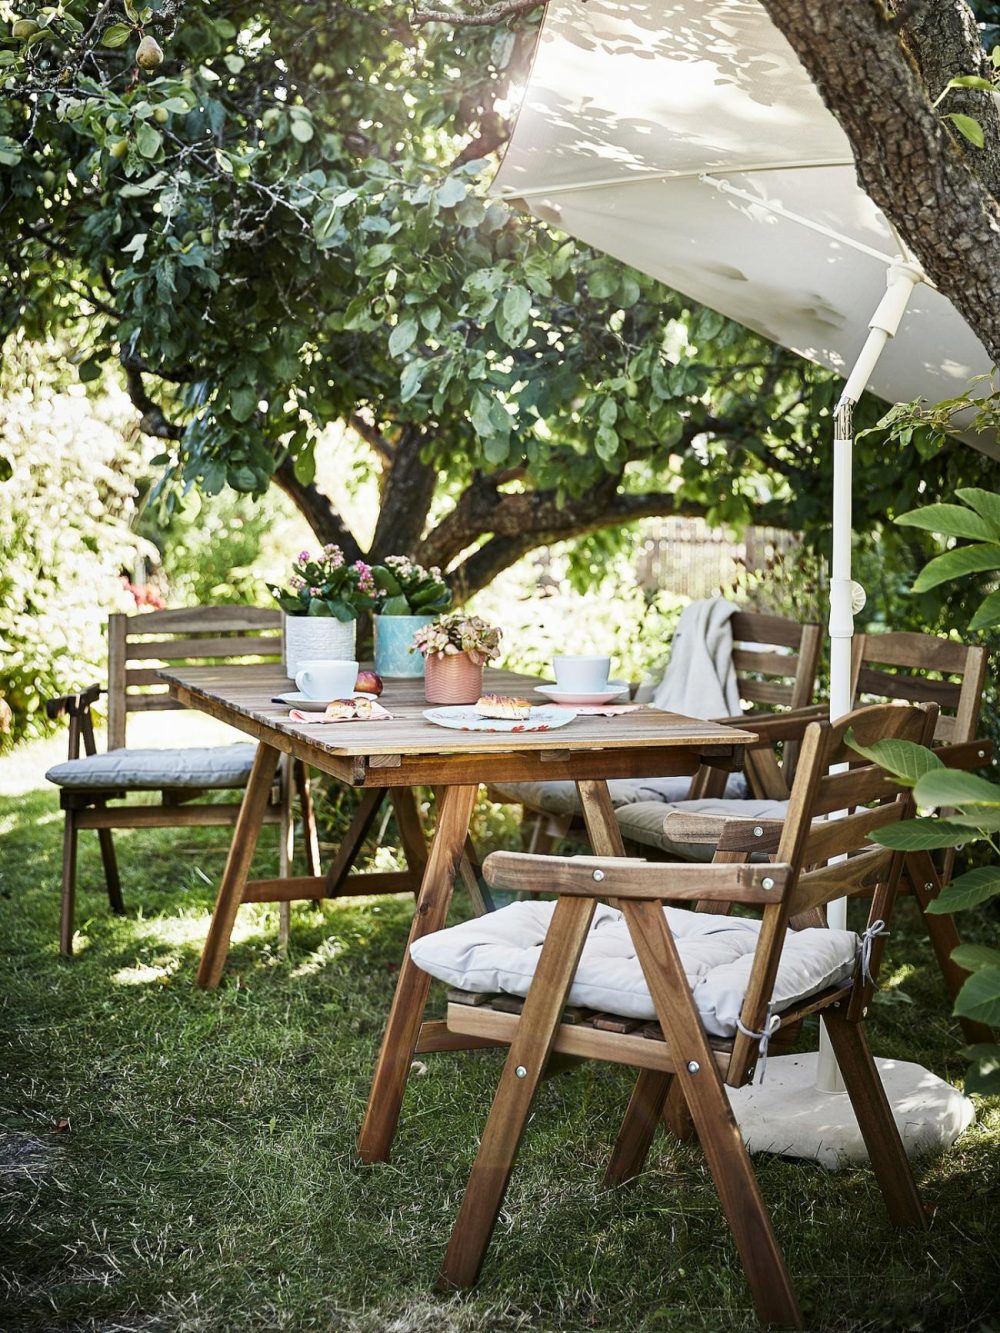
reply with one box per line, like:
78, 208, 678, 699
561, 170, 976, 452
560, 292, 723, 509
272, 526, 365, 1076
44, 684, 102, 722
482, 850, 790, 904
934, 738, 993, 771
709, 703, 826, 742
664, 813, 786, 853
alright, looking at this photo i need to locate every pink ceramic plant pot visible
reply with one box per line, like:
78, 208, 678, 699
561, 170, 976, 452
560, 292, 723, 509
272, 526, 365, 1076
424, 651, 483, 704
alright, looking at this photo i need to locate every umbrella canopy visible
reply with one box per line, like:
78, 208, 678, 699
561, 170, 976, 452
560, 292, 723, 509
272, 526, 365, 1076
491, 0, 998, 457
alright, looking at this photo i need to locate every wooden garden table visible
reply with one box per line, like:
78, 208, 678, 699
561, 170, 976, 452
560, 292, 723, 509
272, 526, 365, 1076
161, 662, 755, 1162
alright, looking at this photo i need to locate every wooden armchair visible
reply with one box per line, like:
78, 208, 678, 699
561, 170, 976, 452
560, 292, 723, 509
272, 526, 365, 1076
45, 606, 319, 956
406, 703, 936, 1327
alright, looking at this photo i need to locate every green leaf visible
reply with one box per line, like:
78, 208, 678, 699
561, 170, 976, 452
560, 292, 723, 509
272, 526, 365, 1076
293, 447, 316, 486
927, 866, 1000, 914
911, 542, 1000, 593
844, 731, 942, 787
135, 121, 162, 159
379, 594, 410, 616
0, 455, 12, 483
388, 317, 418, 357
954, 967, 1000, 1026
945, 75, 996, 92
870, 818, 972, 850
951, 944, 1000, 972
290, 117, 314, 143
913, 769, 1000, 809
436, 176, 466, 208
230, 387, 258, 422
955, 487, 1000, 532
502, 285, 531, 327
101, 23, 132, 48
228, 465, 258, 492
896, 503, 997, 543
969, 588, 1000, 632
963, 1043, 1000, 1096
0, 136, 23, 166
944, 112, 985, 147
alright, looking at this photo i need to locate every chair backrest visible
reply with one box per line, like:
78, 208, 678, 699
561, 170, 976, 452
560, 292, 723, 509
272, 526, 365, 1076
727, 700, 936, 1084
730, 611, 823, 715
850, 630, 987, 745
106, 606, 282, 748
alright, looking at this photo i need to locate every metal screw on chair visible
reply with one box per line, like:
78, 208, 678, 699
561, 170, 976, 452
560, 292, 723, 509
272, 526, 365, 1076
924, 882, 934, 892
515, 1065, 527, 1078
687, 1060, 700, 1074
592, 869, 605, 882
862, 1007, 869, 1018
753, 825, 764, 837
979, 750, 987, 760
761, 876, 775, 891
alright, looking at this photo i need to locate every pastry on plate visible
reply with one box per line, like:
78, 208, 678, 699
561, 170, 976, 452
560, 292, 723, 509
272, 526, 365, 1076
475, 693, 532, 721
324, 696, 375, 720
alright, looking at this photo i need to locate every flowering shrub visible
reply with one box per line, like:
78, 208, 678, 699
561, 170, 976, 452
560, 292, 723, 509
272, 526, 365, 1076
413, 613, 502, 663
268, 546, 377, 621
371, 555, 451, 617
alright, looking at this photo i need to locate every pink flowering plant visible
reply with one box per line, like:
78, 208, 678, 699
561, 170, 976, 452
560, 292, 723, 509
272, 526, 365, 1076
412, 613, 502, 663
268, 545, 377, 621
371, 555, 452, 617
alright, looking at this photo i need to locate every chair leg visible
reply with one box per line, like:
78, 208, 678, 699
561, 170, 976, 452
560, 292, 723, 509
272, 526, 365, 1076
293, 760, 321, 878
820, 1009, 927, 1229
439, 894, 598, 1289
662, 1077, 697, 1142
278, 758, 294, 953
605, 1069, 672, 1187
623, 899, 802, 1328
59, 809, 78, 957
95, 809, 124, 916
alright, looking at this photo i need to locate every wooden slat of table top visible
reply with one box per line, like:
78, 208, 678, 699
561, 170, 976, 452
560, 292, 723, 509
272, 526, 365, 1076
160, 664, 756, 758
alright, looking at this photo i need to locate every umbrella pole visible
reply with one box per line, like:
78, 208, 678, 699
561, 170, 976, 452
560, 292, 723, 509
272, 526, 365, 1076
816, 263, 922, 1093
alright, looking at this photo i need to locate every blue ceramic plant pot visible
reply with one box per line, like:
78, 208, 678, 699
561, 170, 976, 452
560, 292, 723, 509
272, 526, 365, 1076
374, 613, 434, 678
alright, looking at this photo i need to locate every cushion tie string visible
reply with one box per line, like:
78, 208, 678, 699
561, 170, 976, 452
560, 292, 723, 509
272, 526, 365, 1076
858, 919, 890, 987
735, 1007, 781, 1084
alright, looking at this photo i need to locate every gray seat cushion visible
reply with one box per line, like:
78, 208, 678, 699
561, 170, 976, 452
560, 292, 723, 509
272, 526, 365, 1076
46, 744, 259, 791
616, 797, 790, 862
489, 771, 747, 818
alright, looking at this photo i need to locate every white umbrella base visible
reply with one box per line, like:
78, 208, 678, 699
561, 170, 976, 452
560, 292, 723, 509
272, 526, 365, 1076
727, 1052, 974, 1168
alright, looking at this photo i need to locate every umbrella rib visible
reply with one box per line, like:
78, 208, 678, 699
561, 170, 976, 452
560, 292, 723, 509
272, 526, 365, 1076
498, 157, 855, 201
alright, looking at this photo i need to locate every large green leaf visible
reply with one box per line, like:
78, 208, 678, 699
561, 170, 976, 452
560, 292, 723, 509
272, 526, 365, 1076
963, 1043, 1000, 1097
911, 542, 1000, 593
870, 818, 972, 850
954, 967, 1000, 1027
951, 944, 1000, 972
896, 503, 997, 543
926, 866, 1000, 914
969, 588, 1000, 631
956, 487, 1000, 535
845, 731, 942, 787
913, 769, 1000, 809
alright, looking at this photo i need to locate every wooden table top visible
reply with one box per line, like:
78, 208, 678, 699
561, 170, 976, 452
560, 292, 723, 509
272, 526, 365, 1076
161, 663, 756, 788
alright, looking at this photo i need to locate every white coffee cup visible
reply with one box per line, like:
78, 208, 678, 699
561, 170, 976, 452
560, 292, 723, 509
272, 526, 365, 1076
553, 655, 611, 694
294, 659, 359, 700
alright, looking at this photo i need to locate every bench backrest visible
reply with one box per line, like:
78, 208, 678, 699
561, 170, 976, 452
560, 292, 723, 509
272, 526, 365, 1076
106, 606, 282, 748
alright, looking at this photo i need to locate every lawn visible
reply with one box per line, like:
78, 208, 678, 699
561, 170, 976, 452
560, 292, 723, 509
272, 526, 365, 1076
2, 783, 999, 1332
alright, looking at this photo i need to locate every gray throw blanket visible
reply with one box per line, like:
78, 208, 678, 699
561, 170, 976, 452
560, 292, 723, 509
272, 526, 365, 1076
649, 597, 742, 719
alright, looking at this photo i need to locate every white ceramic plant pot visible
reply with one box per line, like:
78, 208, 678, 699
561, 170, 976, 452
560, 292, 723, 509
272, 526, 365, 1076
282, 614, 357, 678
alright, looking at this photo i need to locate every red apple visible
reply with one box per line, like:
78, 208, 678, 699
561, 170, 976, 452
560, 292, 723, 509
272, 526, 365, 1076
355, 670, 383, 696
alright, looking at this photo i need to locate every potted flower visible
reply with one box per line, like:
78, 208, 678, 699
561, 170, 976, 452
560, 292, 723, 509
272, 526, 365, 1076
371, 556, 452, 678
268, 546, 377, 676
414, 613, 502, 704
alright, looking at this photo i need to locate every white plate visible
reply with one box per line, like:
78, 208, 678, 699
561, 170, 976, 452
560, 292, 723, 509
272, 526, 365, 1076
423, 705, 578, 733
275, 690, 376, 712
533, 680, 629, 706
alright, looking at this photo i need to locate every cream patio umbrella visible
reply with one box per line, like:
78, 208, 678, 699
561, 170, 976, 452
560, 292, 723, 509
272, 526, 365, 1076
490, 0, 996, 1161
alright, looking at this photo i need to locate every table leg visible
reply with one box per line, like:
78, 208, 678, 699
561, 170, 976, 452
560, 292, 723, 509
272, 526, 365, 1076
358, 782, 478, 1164
196, 743, 281, 989
576, 779, 627, 857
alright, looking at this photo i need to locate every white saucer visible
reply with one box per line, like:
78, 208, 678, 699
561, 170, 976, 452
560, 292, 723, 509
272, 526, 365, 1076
276, 690, 376, 712
534, 680, 629, 706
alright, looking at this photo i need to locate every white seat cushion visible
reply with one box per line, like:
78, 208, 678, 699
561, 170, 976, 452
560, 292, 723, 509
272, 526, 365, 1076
617, 797, 790, 861
46, 743, 259, 790
489, 771, 747, 818
411, 898, 857, 1037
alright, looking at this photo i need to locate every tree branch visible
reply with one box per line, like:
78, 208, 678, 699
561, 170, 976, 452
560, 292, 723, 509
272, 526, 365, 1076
411, 0, 545, 28
349, 412, 395, 463
121, 359, 183, 440
369, 424, 438, 560
273, 455, 364, 562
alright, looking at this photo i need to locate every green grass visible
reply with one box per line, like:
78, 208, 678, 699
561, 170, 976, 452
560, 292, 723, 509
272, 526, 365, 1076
2, 786, 999, 1332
